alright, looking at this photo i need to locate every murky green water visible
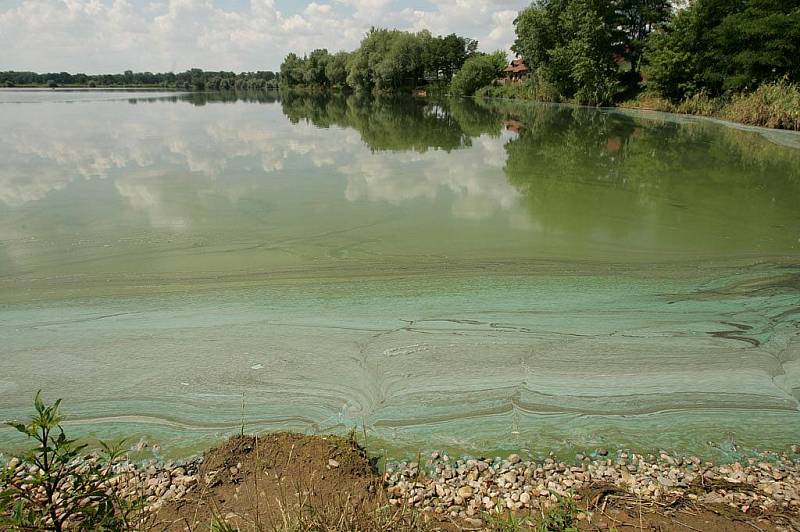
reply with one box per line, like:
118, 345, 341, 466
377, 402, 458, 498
1, 90, 798, 459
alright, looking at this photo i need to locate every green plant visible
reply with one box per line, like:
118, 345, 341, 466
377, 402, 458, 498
483, 509, 533, 531
674, 90, 718, 116
720, 79, 800, 130
210, 511, 239, 532
450, 51, 508, 96
535, 496, 579, 532
0, 392, 146, 531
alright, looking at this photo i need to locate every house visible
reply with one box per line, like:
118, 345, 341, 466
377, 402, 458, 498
503, 57, 530, 83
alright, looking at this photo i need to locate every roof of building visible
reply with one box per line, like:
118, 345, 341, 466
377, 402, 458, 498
504, 58, 529, 74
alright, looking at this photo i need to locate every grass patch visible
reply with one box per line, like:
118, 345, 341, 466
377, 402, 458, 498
620, 80, 800, 130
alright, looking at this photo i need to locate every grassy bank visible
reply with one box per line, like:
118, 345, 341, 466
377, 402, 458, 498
620, 81, 800, 131
477, 79, 800, 131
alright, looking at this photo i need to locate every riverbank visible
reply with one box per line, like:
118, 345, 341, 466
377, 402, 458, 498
476, 80, 800, 131
4, 432, 798, 530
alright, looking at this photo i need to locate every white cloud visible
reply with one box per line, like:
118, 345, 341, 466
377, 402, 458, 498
0, 0, 529, 73
341, 133, 520, 220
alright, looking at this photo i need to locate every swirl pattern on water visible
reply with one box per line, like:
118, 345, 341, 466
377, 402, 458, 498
0, 90, 798, 459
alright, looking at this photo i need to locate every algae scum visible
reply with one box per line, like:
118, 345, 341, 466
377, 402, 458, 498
0, 90, 798, 459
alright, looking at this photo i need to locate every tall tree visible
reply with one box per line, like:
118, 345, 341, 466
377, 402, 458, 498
643, 0, 800, 99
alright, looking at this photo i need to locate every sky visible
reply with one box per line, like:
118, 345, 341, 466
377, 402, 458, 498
0, 0, 529, 74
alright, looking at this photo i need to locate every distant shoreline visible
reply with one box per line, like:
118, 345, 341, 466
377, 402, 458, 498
0, 85, 180, 90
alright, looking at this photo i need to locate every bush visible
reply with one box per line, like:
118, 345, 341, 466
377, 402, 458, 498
0, 392, 146, 531
674, 90, 718, 117
720, 80, 800, 130
618, 90, 674, 112
450, 51, 507, 96
475, 68, 562, 103
621, 81, 800, 131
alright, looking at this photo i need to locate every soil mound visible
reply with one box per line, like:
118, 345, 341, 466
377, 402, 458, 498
156, 433, 381, 530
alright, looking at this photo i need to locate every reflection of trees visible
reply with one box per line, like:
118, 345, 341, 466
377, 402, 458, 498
280, 93, 502, 152
500, 103, 800, 192
126, 91, 281, 106
498, 102, 800, 251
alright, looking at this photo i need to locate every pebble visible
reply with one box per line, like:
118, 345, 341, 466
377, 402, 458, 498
383, 448, 800, 518
328, 459, 340, 468
457, 485, 474, 498
1, 451, 202, 527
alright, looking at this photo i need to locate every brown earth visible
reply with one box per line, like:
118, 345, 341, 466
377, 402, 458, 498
153, 433, 798, 531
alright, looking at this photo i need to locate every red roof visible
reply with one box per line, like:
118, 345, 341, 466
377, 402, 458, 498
504, 58, 529, 74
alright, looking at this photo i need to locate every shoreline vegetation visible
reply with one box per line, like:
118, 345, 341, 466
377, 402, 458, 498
3, 0, 798, 131
0, 69, 279, 92
274, 0, 799, 130
2, 395, 799, 531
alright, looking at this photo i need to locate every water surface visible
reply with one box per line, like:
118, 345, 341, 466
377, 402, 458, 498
1, 90, 798, 459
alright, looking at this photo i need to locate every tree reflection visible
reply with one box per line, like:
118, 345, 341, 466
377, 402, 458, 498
494, 101, 800, 253
280, 93, 502, 153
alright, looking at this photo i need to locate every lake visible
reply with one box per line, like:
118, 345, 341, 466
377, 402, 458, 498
1, 89, 798, 460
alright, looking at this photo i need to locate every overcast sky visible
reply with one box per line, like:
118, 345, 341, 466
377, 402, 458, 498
0, 0, 529, 74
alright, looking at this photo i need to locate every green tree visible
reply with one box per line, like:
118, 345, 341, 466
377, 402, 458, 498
643, 0, 800, 99
549, 0, 619, 104
325, 51, 350, 87
303, 49, 331, 86
450, 51, 507, 96
513, 0, 670, 104
280, 52, 306, 86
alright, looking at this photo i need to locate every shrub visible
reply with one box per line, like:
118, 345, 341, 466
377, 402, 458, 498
674, 90, 718, 116
618, 90, 674, 112
720, 80, 800, 130
475, 68, 562, 103
0, 392, 146, 531
450, 51, 507, 96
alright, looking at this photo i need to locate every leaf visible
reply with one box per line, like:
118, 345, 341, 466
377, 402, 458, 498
33, 390, 45, 414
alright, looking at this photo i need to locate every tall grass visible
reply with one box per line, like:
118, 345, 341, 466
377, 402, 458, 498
720, 80, 800, 130
620, 80, 800, 131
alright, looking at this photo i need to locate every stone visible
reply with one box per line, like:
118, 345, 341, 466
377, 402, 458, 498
457, 486, 474, 498
328, 459, 340, 468
508, 454, 521, 464
657, 476, 675, 488
463, 517, 483, 527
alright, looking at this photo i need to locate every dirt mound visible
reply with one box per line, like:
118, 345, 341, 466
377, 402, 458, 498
155, 433, 382, 530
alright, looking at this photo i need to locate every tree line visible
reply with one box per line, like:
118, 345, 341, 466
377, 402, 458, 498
3, 0, 796, 127
280, 29, 479, 92
507, 0, 799, 105
0, 69, 280, 90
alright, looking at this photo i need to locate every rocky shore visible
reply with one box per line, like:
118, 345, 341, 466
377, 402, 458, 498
2, 453, 202, 517
384, 447, 800, 525
4, 436, 799, 530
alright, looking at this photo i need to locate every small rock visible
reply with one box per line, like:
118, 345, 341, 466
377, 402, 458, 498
463, 517, 482, 527
508, 453, 521, 464
457, 486, 474, 498
328, 459, 340, 468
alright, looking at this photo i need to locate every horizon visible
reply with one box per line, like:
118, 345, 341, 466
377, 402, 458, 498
0, 0, 526, 74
